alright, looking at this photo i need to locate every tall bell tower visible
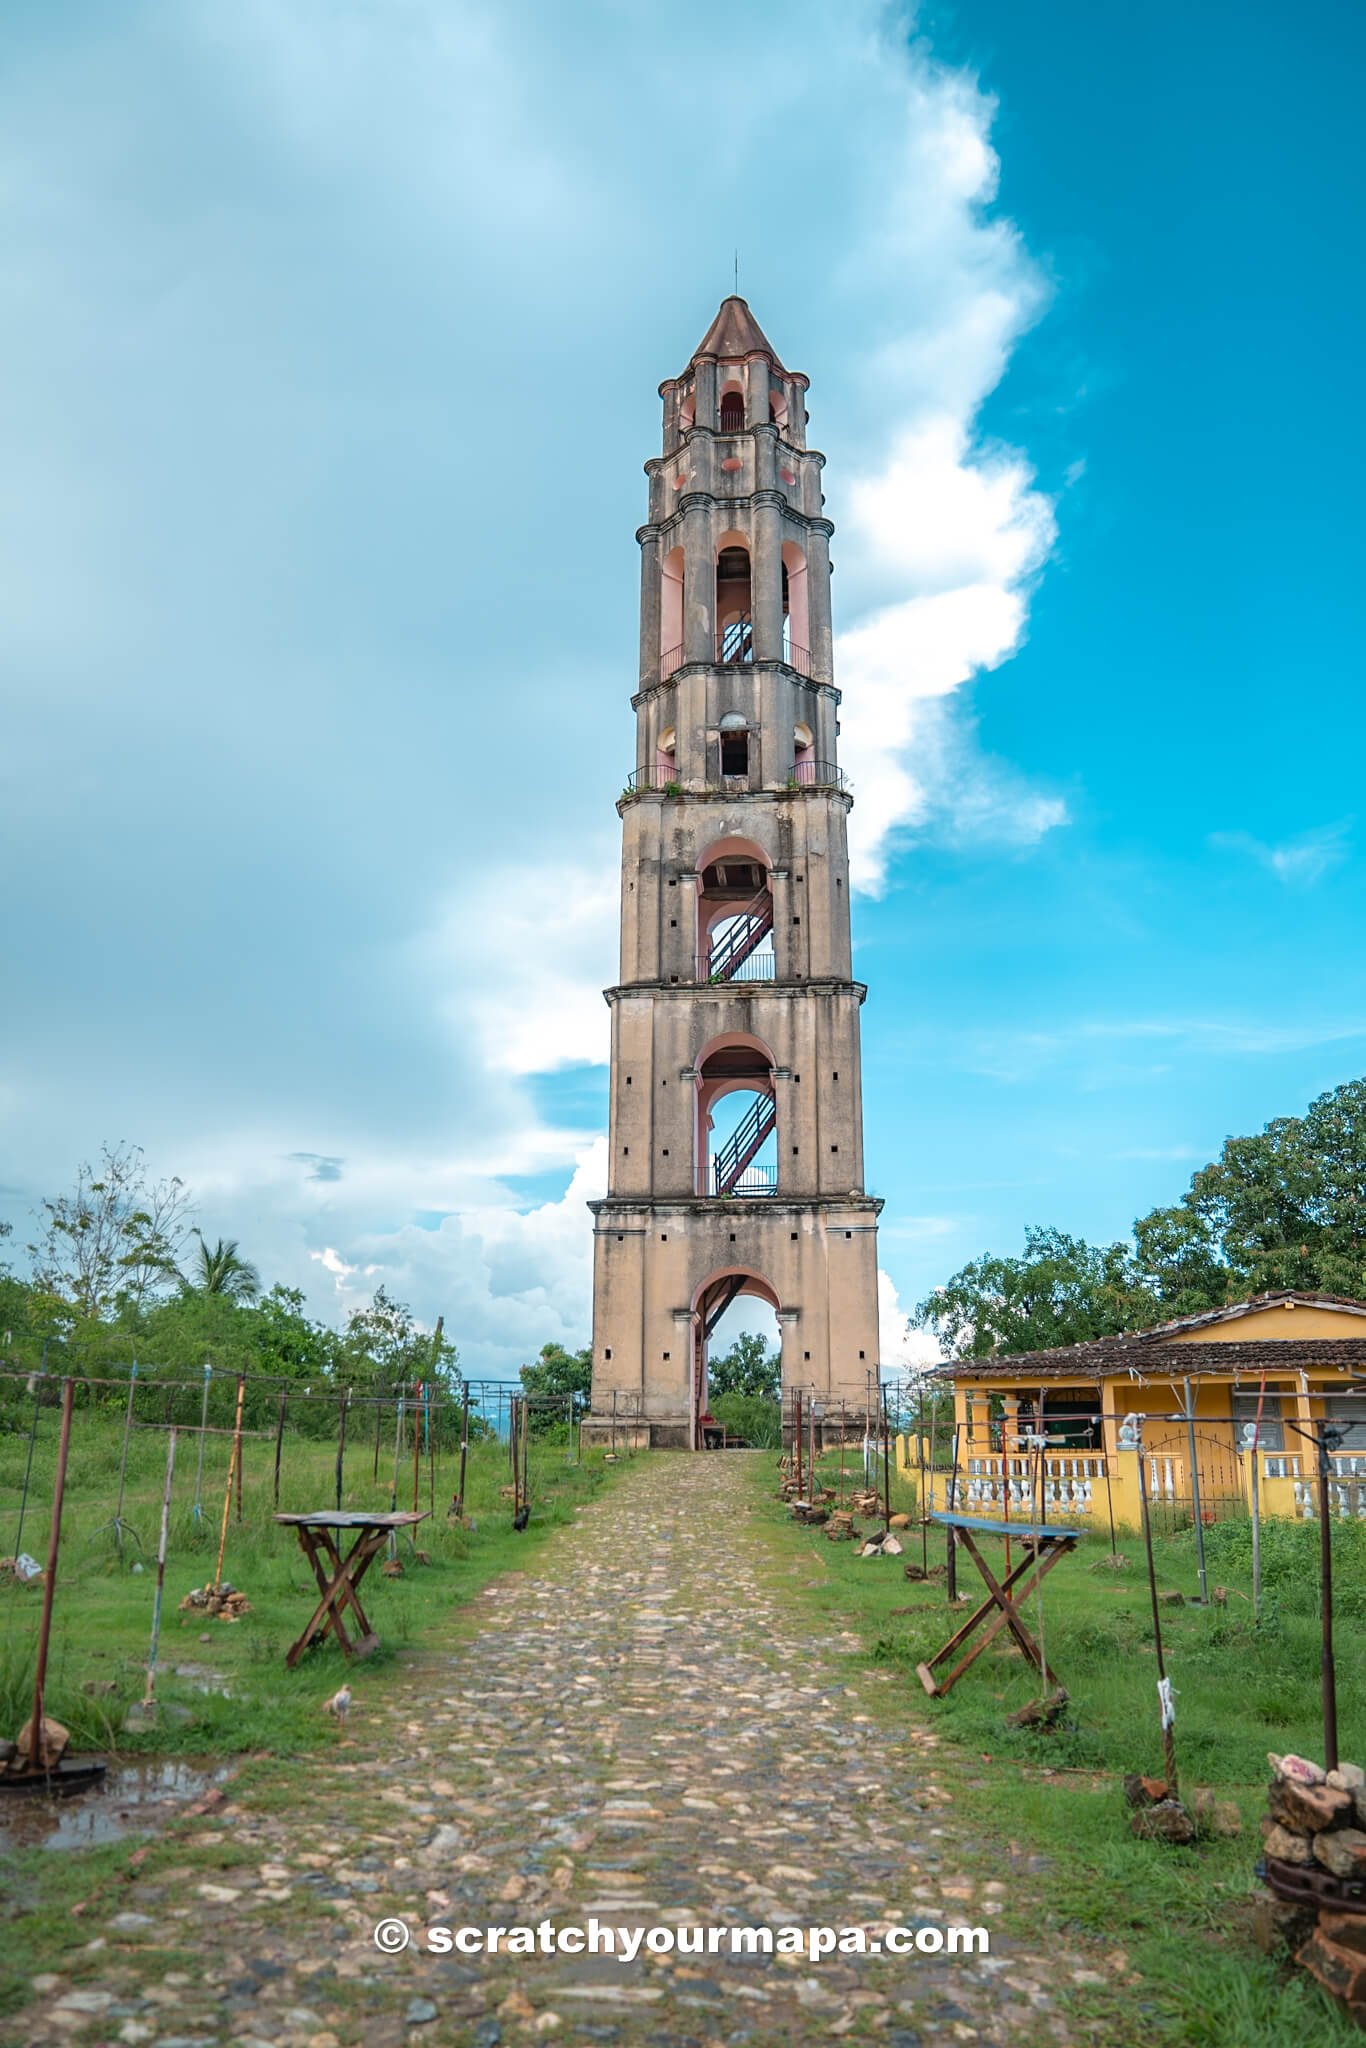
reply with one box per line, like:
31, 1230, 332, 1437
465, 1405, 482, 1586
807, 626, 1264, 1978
586, 297, 882, 1449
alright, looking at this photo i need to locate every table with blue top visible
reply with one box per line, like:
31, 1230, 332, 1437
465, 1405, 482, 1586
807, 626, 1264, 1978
915, 1508, 1081, 1699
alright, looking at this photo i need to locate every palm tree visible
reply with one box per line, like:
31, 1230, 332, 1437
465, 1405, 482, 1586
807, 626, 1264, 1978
184, 1230, 261, 1302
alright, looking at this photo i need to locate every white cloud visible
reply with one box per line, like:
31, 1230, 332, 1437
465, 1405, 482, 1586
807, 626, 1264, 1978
0, 0, 1076, 1371
879, 1268, 944, 1374
832, 65, 1066, 891
420, 857, 618, 1078
1210, 821, 1351, 887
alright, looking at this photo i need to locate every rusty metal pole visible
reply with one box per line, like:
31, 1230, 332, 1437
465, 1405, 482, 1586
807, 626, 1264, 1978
273, 1389, 287, 1510
388, 1386, 404, 1563
1317, 1422, 1339, 1773
880, 1381, 892, 1531
946, 1421, 961, 1602
455, 1380, 470, 1516
1182, 1377, 1209, 1603
794, 1387, 803, 1496
234, 1376, 245, 1524
30, 1376, 76, 1765
917, 1391, 929, 1576
1137, 1427, 1179, 1796
335, 1390, 350, 1513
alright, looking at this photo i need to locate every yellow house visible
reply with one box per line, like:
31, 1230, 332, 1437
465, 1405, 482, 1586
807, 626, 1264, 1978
898, 1292, 1366, 1529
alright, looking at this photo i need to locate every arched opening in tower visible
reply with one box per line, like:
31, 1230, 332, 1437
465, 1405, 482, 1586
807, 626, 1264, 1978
692, 1269, 781, 1450
781, 541, 809, 671
697, 844, 773, 982
715, 540, 752, 663
719, 384, 744, 434
695, 1037, 777, 1198
659, 545, 684, 679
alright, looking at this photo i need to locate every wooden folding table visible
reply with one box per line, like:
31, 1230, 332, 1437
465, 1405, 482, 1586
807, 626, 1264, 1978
915, 1507, 1081, 1698
275, 1510, 428, 1668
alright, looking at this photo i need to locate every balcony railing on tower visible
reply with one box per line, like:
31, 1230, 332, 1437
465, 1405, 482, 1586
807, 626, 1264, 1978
660, 634, 813, 678
791, 759, 850, 791
711, 1095, 777, 1197
622, 760, 850, 798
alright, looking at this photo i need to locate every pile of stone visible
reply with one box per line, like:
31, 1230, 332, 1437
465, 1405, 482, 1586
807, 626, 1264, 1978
178, 1583, 251, 1621
789, 1499, 829, 1526
1, 1714, 69, 1774
1257, 1751, 1366, 2024
1125, 1776, 1241, 1845
823, 1511, 860, 1543
850, 1489, 881, 1516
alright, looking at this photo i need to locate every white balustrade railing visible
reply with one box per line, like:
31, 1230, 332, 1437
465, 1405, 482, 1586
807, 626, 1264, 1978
960, 1453, 1109, 1518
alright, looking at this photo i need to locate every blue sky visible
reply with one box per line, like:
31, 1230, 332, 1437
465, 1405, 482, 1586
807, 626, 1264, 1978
2, 0, 1364, 1375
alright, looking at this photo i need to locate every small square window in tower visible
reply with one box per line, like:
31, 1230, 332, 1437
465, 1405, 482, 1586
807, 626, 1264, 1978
719, 711, 749, 778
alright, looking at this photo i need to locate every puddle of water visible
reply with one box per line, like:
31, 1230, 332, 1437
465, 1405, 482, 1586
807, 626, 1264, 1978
0, 1757, 232, 1852
170, 1661, 233, 1697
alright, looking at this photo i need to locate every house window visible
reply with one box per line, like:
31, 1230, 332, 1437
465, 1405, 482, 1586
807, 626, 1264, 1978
1231, 1393, 1286, 1452
1324, 1396, 1366, 1452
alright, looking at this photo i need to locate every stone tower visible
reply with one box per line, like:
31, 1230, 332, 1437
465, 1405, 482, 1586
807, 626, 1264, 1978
586, 297, 882, 1449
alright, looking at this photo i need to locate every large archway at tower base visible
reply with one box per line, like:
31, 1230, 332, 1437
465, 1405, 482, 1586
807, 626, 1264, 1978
692, 1268, 781, 1450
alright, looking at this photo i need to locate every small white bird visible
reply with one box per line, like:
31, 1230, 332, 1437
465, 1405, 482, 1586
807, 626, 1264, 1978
322, 1684, 352, 1723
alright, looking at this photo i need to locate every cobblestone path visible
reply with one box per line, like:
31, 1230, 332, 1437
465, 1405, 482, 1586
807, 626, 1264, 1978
13, 1454, 1105, 2048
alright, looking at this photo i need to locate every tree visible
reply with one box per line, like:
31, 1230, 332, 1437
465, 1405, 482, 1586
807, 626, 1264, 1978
1169, 1079, 1366, 1299
342, 1285, 457, 1390
182, 1231, 261, 1301
520, 1342, 591, 1428
28, 1143, 194, 1319
707, 1331, 780, 1399
1130, 1203, 1229, 1318
251, 1284, 345, 1381
916, 1226, 1158, 1359
916, 1080, 1366, 1358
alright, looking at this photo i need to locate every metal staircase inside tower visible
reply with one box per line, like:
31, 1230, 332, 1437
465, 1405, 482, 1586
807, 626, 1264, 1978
711, 1093, 777, 1196
706, 888, 774, 982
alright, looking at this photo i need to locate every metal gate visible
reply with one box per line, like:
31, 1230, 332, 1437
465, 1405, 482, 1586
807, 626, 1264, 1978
1143, 1421, 1247, 1534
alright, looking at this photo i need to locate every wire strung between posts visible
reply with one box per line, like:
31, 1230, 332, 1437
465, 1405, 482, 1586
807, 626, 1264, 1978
108, 1360, 141, 1554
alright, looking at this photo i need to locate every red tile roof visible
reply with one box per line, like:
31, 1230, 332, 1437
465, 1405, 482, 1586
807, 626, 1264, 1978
690, 295, 785, 370
937, 1292, 1366, 1382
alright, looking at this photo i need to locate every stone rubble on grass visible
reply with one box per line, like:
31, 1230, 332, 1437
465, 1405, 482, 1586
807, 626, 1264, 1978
1255, 1748, 1366, 2026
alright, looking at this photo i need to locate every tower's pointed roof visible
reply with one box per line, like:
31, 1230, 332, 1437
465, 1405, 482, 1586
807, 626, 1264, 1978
690, 295, 785, 371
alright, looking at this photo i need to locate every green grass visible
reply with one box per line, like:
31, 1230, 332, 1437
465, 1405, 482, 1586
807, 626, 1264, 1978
0, 1406, 627, 1758
755, 1446, 1363, 2048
